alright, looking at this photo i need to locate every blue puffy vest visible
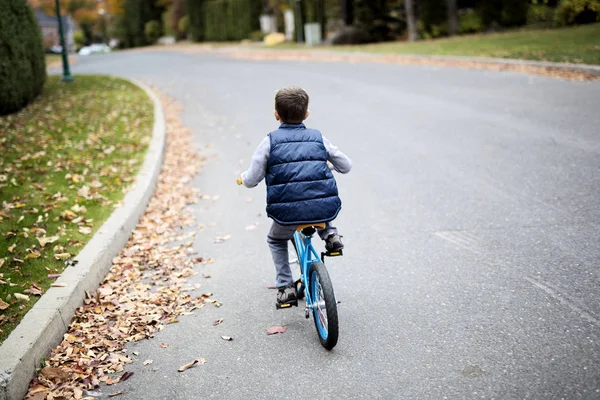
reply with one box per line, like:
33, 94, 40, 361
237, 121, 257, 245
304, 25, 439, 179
265, 123, 342, 226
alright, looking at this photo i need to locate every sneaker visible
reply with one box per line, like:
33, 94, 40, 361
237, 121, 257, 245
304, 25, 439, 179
324, 233, 344, 252
277, 283, 297, 305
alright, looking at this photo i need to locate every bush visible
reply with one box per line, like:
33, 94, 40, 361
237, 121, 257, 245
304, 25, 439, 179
249, 30, 265, 42
458, 9, 484, 33
189, 0, 261, 42
554, 0, 600, 25
178, 15, 189, 36
144, 20, 162, 43
527, 4, 555, 25
0, 0, 46, 115
74, 30, 86, 48
478, 0, 529, 28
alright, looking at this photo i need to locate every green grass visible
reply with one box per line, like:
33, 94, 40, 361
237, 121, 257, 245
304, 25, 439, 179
277, 23, 600, 65
0, 75, 153, 343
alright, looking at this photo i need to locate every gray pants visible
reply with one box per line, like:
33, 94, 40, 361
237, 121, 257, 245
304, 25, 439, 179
267, 221, 337, 288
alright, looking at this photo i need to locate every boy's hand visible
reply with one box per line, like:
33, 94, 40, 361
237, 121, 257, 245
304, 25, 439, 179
236, 177, 243, 186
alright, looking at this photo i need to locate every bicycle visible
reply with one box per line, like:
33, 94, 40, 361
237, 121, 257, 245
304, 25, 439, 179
236, 177, 341, 350
286, 223, 341, 350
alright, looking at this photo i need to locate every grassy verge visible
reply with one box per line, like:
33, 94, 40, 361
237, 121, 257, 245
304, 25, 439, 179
45, 54, 77, 69
276, 23, 600, 65
0, 75, 153, 343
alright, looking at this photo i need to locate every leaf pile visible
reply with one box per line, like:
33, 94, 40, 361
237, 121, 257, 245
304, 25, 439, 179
25, 94, 211, 399
219, 48, 599, 81
0, 76, 153, 342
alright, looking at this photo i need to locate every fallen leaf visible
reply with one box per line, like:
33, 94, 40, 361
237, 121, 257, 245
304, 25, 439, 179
17, 215, 24, 223
266, 326, 287, 335
246, 197, 253, 203
78, 226, 93, 235
8, 243, 16, 253
212, 318, 223, 326
0, 298, 9, 310
178, 358, 206, 372
40, 366, 70, 381
108, 391, 124, 398
54, 252, 71, 260
24, 284, 42, 296
37, 235, 59, 247
266, 285, 277, 289
48, 273, 61, 279
119, 371, 134, 382
51, 283, 67, 288
24, 251, 41, 260
14, 293, 30, 302
143, 359, 153, 366
214, 235, 232, 244
203, 274, 212, 279
220, 336, 233, 341
132, 351, 140, 356
160, 344, 169, 348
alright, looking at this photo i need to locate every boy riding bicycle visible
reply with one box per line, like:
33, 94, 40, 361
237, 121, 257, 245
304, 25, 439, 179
239, 86, 352, 307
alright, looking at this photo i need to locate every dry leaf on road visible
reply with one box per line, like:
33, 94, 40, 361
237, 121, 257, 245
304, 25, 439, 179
108, 391, 124, 398
220, 336, 233, 341
178, 358, 206, 372
212, 318, 223, 326
161, 343, 169, 348
51, 283, 67, 288
266, 326, 287, 335
143, 360, 153, 366
119, 372, 134, 383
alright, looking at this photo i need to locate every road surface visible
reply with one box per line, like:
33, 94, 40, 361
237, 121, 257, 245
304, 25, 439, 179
68, 50, 600, 399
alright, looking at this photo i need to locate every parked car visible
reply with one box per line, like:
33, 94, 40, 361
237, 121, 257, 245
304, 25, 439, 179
78, 43, 111, 56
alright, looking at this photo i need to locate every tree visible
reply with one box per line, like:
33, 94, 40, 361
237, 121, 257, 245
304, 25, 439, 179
29, 0, 100, 42
341, 0, 353, 25
446, 0, 457, 35
404, 0, 417, 41
0, 0, 46, 115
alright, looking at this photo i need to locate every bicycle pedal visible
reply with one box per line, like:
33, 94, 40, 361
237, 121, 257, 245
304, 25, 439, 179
322, 249, 343, 259
275, 300, 298, 310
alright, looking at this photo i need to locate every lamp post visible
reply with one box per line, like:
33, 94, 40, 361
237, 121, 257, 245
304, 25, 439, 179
55, 0, 73, 82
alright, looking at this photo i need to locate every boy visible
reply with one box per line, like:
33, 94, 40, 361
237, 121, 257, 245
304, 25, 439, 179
239, 86, 352, 307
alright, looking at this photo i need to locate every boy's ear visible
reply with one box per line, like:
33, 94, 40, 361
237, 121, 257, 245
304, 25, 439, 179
304, 110, 310, 120
274, 110, 280, 121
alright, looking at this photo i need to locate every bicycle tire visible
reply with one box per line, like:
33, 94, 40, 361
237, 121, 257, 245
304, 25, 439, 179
308, 261, 339, 350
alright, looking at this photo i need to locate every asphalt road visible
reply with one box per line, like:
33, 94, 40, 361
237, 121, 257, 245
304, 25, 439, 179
67, 50, 600, 399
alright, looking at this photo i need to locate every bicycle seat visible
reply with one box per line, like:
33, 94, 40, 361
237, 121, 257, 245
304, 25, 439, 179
296, 223, 326, 236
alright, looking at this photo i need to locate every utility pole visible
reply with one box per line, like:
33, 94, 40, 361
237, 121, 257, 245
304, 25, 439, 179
56, 0, 73, 82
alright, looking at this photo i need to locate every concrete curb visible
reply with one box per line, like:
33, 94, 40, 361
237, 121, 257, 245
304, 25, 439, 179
0, 79, 166, 400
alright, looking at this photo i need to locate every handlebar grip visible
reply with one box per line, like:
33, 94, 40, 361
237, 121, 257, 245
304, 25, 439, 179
236, 177, 243, 186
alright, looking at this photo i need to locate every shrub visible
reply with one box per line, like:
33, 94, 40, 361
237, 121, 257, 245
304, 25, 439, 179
144, 20, 162, 44
0, 0, 46, 115
458, 9, 484, 33
178, 15, 189, 36
527, 4, 555, 25
74, 30, 86, 48
249, 30, 265, 42
554, 0, 600, 25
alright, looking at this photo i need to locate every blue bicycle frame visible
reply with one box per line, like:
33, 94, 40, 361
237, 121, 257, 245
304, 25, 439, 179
293, 229, 322, 315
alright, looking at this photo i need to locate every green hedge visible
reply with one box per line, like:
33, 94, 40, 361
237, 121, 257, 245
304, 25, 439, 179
0, 0, 46, 115
187, 0, 261, 42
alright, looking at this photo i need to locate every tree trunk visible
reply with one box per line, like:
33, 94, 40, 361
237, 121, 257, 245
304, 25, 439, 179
405, 0, 417, 41
341, 0, 353, 26
446, 0, 458, 36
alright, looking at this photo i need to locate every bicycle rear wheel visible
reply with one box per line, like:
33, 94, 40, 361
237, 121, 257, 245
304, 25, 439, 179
308, 261, 339, 350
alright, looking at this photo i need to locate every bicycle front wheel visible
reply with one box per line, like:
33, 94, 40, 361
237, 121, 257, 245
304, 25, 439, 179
308, 261, 339, 350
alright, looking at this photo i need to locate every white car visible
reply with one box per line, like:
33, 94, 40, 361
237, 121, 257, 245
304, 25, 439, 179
78, 44, 111, 56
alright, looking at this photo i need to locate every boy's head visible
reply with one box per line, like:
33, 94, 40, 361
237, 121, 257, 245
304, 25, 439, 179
274, 86, 310, 124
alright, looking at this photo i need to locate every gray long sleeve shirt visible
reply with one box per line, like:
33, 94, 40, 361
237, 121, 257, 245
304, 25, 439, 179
241, 135, 352, 188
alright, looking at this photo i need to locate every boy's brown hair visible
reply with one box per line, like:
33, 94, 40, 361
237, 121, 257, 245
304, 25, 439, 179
275, 86, 309, 124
